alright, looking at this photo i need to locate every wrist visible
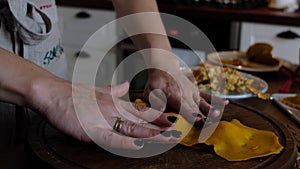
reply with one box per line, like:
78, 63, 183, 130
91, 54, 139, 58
25, 76, 68, 113
142, 49, 181, 72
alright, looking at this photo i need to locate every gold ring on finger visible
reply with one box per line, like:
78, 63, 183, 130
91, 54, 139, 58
113, 117, 124, 132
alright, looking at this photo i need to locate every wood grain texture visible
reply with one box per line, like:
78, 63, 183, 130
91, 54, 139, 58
27, 99, 297, 169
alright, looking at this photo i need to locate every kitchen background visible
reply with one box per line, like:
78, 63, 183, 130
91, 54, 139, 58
56, 0, 300, 89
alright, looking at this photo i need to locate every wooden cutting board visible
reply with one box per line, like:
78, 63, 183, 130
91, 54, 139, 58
27, 102, 297, 169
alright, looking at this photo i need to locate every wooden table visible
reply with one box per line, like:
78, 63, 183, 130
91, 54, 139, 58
27, 69, 300, 169
233, 70, 300, 150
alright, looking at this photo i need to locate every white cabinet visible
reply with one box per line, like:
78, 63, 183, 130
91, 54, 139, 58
240, 22, 300, 64
57, 6, 119, 85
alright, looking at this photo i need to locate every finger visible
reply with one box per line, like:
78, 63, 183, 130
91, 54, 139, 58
200, 92, 229, 106
178, 97, 204, 123
197, 94, 222, 119
92, 129, 144, 150
135, 121, 167, 130
96, 82, 129, 97
148, 89, 167, 112
153, 88, 203, 125
168, 85, 203, 124
119, 101, 177, 127
199, 92, 229, 118
117, 119, 181, 142
145, 129, 182, 143
193, 92, 210, 118
153, 112, 179, 126
191, 93, 214, 129
198, 96, 212, 116
146, 86, 200, 124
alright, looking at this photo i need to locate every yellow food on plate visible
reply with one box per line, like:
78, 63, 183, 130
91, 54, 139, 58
281, 94, 300, 109
192, 64, 253, 94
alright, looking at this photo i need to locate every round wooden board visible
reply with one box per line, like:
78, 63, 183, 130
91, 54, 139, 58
27, 103, 297, 169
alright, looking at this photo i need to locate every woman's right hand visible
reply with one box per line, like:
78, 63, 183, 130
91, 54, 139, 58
28, 79, 181, 150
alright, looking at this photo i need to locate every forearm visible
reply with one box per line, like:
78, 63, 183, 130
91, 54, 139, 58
111, 0, 180, 69
0, 48, 60, 107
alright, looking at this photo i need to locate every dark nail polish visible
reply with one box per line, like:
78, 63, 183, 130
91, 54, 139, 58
171, 130, 182, 138
167, 116, 178, 123
192, 113, 201, 118
134, 139, 144, 147
194, 122, 203, 129
160, 131, 171, 137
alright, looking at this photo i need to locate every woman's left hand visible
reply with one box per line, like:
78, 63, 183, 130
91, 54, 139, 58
143, 68, 229, 124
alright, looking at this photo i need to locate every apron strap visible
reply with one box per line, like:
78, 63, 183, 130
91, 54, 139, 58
5, 0, 53, 45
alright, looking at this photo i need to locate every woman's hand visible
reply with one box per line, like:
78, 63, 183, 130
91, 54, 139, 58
29, 80, 181, 150
144, 68, 229, 124
109, 0, 229, 128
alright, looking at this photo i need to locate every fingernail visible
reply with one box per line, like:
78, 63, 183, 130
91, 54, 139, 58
159, 106, 165, 112
160, 131, 172, 137
194, 122, 203, 129
192, 113, 201, 118
171, 130, 182, 138
134, 139, 144, 147
167, 116, 178, 123
213, 109, 220, 115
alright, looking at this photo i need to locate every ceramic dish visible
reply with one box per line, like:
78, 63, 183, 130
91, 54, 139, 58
207, 72, 268, 99
181, 66, 268, 99
271, 93, 300, 125
207, 51, 282, 72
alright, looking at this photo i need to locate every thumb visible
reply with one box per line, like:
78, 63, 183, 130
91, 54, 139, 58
96, 82, 129, 97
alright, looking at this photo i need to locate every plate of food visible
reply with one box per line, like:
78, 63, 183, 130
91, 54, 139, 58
271, 93, 300, 125
184, 64, 268, 99
207, 43, 282, 72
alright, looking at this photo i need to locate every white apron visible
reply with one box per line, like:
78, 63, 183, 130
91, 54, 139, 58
0, 0, 68, 79
0, 0, 67, 167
